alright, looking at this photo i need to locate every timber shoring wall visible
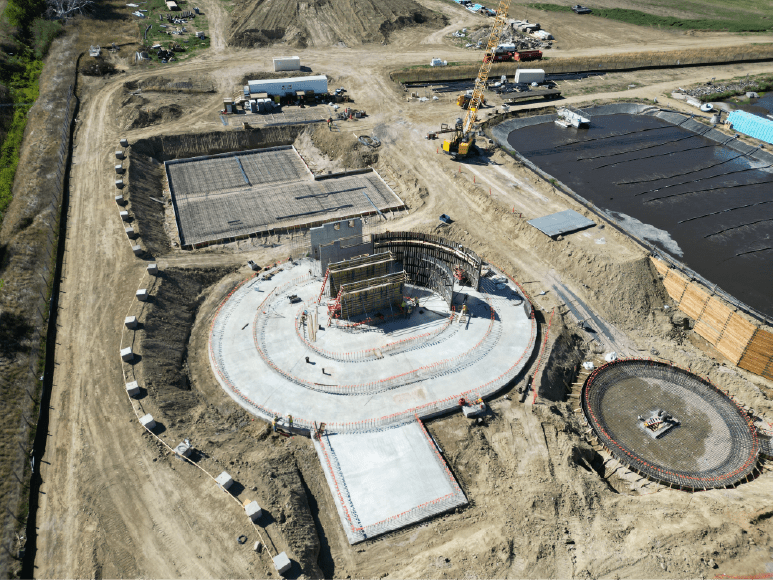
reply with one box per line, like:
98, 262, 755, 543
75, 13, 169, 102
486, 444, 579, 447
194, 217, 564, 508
652, 257, 772, 380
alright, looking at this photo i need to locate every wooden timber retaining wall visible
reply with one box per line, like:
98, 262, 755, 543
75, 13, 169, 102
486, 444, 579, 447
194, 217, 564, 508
391, 44, 773, 84
651, 257, 773, 380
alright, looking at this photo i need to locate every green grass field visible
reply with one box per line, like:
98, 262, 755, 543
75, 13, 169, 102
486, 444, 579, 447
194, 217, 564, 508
527, 2, 773, 32
137, 0, 210, 63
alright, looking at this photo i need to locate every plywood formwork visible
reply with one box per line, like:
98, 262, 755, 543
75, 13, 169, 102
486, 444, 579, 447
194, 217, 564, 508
328, 252, 394, 298
739, 329, 773, 380
716, 313, 756, 365
339, 272, 407, 319
652, 257, 773, 379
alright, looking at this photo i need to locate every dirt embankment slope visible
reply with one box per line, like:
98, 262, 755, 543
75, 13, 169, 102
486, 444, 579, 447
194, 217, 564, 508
228, 0, 447, 48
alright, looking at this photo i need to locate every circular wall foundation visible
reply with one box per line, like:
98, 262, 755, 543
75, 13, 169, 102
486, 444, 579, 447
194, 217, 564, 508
582, 359, 760, 489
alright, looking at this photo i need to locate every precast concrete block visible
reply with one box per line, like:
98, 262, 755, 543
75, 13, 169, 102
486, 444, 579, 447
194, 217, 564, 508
115, 164, 125, 174
215, 471, 233, 489
125, 226, 137, 239
462, 402, 485, 418
273, 552, 292, 575
245, 500, 262, 521
120, 211, 130, 221
120, 347, 134, 361
132, 245, 142, 256
174, 440, 192, 457
136, 289, 149, 301
120, 138, 129, 147
115, 150, 125, 159
139, 414, 156, 429
125, 380, 140, 397
115, 179, 124, 189
124, 316, 138, 329
115, 194, 125, 205
147, 263, 159, 275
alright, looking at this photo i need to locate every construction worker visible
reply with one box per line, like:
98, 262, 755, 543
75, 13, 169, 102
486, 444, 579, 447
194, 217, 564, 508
401, 299, 407, 318
272, 416, 278, 432
327, 117, 333, 130
461, 304, 468, 317
288, 415, 293, 429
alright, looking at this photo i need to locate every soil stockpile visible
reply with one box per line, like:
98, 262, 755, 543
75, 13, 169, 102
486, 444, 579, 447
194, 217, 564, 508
228, 0, 447, 48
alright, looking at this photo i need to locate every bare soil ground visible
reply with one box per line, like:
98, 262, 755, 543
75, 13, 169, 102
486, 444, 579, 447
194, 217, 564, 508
16, 5, 773, 580
227, 0, 448, 48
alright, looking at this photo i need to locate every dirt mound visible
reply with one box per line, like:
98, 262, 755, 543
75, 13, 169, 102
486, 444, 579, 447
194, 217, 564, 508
126, 104, 184, 130
228, 0, 447, 48
306, 124, 378, 169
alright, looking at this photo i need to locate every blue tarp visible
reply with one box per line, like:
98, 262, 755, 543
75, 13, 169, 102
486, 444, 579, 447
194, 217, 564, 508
727, 110, 773, 145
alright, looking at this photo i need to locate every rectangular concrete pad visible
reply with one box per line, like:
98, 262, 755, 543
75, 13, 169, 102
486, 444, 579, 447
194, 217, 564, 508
313, 421, 467, 544
165, 147, 403, 247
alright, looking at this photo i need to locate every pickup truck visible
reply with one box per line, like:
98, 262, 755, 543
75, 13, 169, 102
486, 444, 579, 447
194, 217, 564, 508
572, 5, 592, 13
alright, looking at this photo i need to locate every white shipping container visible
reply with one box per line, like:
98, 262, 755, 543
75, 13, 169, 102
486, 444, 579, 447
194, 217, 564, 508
247, 75, 327, 97
515, 69, 545, 84
273, 56, 301, 72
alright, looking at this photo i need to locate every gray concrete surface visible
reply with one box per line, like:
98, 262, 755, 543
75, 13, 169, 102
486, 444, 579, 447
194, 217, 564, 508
313, 422, 467, 544
209, 259, 536, 431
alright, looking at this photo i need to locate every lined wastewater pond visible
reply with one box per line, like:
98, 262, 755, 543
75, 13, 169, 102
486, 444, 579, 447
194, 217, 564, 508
507, 113, 773, 318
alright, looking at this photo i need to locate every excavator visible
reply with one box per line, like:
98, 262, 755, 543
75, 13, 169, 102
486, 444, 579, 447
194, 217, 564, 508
441, 0, 512, 160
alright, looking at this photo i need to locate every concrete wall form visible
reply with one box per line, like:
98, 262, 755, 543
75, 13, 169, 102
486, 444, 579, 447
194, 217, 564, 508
372, 232, 483, 291
310, 218, 363, 261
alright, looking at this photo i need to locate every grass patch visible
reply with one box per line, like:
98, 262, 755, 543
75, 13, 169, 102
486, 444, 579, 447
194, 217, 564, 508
527, 3, 773, 32
138, 0, 210, 63
0, 59, 43, 226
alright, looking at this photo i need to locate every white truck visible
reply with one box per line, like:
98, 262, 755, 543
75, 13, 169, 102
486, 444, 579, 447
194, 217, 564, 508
514, 69, 545, 85
430, 58, 448, 67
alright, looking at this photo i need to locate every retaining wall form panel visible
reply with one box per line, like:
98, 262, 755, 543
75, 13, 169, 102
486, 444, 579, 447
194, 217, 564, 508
716, 313, 756, 364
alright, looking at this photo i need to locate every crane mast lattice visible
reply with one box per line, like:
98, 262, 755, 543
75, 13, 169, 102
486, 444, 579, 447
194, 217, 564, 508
462, 0, 512, 134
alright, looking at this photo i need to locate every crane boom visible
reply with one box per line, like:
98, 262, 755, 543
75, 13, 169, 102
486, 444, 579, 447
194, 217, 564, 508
462, 0, 512, 134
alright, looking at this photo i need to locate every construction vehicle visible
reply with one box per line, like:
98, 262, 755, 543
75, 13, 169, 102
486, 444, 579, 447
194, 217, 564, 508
441, 0, 512, 160
456, 91, 487, 109
513, 50, 542, 61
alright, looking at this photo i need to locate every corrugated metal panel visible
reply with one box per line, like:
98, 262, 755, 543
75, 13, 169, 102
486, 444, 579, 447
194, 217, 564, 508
527, 209, 594, 237
727, 110, 773, 145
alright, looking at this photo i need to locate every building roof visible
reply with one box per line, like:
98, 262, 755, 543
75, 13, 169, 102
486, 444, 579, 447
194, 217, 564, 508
247, 74, 327, 86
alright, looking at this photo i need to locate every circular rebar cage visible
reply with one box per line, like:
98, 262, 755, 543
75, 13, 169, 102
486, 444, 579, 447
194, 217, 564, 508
582, 359, 759, 489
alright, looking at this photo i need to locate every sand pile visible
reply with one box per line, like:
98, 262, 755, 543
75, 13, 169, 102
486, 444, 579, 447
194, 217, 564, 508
228, 0, 447, 48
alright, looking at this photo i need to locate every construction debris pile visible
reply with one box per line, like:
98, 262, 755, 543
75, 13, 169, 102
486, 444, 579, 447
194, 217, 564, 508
683, 78, 761, 99
455, 24, 552, 50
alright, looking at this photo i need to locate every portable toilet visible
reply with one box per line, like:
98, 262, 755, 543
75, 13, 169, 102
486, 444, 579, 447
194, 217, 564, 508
250, 99, 257, 113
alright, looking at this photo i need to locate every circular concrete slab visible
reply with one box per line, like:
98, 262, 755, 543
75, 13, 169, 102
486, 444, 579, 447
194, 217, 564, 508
582, 359, 760, 489
209, 258, 537, 432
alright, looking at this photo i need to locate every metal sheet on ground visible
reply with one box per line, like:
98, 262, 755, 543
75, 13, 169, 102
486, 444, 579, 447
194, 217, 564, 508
527, 209, 595, 237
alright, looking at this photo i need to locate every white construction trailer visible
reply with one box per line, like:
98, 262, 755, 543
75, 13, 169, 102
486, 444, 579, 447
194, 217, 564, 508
246, 75, 328, 98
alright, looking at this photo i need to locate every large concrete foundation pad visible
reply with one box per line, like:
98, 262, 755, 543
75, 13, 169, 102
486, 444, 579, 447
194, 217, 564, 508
313, 421, 467, 544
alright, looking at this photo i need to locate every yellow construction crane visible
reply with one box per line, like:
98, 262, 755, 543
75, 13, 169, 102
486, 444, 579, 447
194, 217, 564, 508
442, 0, 512, 159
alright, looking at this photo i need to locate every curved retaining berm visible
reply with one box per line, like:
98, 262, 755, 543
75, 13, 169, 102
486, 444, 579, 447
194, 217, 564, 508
582, 359, 760, 489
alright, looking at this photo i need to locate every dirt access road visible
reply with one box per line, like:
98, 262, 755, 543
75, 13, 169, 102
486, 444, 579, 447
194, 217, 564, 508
32, 4, 773, 578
